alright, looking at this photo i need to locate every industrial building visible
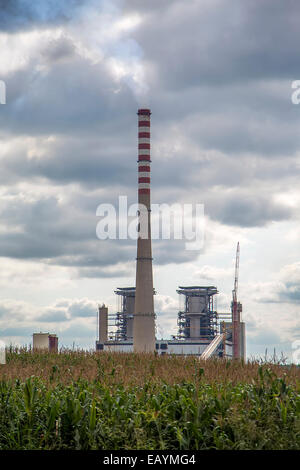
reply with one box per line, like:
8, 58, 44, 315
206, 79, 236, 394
33, 333, 58, 352
96, 109, 246, 359
96, 285, 245, 359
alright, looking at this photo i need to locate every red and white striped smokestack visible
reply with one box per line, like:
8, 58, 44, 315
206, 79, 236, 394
138, 108, 151, 195
133, 109, 156, 353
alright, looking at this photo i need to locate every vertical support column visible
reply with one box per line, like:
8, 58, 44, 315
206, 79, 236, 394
133, 109, 156, 353
125, 295, 135, 340
233, 302, 240, 359
222, 321, 226, 357
99, 304, 108, 344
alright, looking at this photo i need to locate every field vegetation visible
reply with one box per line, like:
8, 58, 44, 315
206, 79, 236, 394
0, 349, 299, 450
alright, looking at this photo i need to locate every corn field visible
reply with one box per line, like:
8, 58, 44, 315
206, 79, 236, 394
0, 349, 299, 450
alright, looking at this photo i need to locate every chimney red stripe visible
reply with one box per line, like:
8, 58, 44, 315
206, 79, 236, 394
138, 143, 150, 149
138, 132, 150, 138
138, 166, 150, 172
138, 177, 150, 183
138, 111, 151, 196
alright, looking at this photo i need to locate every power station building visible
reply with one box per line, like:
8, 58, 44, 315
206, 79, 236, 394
96, 109, 246, 359
33, 333, 58, 352
96, 287, 245, 359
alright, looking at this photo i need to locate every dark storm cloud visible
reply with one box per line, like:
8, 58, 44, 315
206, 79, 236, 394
35, 310, 69, 322
124, 0, 172, 14
0, 0, 300, 275
0, 0, 299, 355
1, 0, 300, 184
0, 326, 33, 336
153, 240, 195, 265
0, 192, 135, 271
0, 0, 90, 32
183, 106, 300, 157
260, 282, 300, 305
62, 323, 95, 339
0, 154, 296, 273
1, 49, 135, 137
2, 124, 300, 198
35, 298, 97, 322
0, 297, 98, 347
41, 35, 76, 63
47, 238, 198, 271
256, 263, 300, 305
206, 193, 293, 227
0, 303, 20, 319
48, 246, 135, 269
0, 137, 134, 187
280, 284, 300, 304
76, 266, 133, 278
68, 300, 96, 317
130, 0, 300, 89
2, 0, 298, 153
248, 330, 282, 346
0, 187, 201, 272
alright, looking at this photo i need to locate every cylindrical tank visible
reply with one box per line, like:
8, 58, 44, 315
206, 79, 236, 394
49, 334, 58, 353
240, 322, 246, 360
33, 333, 49, 351
0, 340, 5, 364
99, 304, 108, 343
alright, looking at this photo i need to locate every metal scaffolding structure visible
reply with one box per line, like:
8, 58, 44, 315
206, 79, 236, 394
176, 286, 219, 340
107, 287, 136, 341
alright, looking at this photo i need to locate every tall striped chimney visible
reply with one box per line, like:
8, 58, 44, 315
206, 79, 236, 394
133, 109, 156, 353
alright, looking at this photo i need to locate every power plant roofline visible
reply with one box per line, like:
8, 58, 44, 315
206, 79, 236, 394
177, 286, 218, 296
116, 287, 136, 290
178, 286, 217, 289
115, 287, 136, 295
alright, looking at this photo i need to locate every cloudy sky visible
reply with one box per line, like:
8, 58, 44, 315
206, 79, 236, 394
0, 0, 299, 360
